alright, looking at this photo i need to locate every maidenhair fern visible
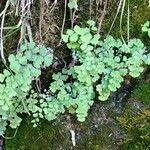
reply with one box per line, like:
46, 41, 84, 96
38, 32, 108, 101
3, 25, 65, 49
62, 20, 150, 101
0, 41, 53, 134
0, 21, 150, 135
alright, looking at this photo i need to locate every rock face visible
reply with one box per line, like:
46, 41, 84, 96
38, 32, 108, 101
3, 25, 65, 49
2, 0, 150, 150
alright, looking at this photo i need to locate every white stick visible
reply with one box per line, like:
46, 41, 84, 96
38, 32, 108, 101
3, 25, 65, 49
70, 129, 76, 146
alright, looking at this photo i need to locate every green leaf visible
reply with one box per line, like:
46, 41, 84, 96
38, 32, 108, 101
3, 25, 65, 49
68, 0, 78, 9
39, 47, 48, 57
67, 29, 74, 35
74, 25, 81, 34
77, 116, 85, 122
91, 26, 98, 31
142, 21, 149, 32
0, 74, 5, 82
90, 34, 100, 45
108, 84, 117, 92
129, 71, 141, 78
80, 33, 92, 43
3, 70, 11, 77
87, 20, 96, 26
98, 95, 109, 101
0, 84, 5, 93
20, 84, 30, 92
44, 55, 53, 67
80, 43, 88, 50
32, 47, 40, 54
8, 54, 16, 63
86, 45, 93, 51
25, 50, 32, 60
15, 74, 24, 85
2, 104, 9, 111
20, 44, 27, 52
0, 100, 4, 106
28, 41, 36, 49
114, 56, 120, 62
67, 43, 79, 49
33, 55, 43, 68
62, 34, 69, 43
33, 124, 37, 128
18, 56, 27, 65
70, 33, 78, 42
10, 61, 21, 73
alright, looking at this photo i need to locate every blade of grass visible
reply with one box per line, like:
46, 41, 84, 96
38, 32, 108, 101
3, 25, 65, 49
127, 0, 130, 43
107, 0, 123, 37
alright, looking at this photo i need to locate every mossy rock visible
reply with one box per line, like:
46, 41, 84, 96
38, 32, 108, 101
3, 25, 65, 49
117, 106, 150, 150
5, 117, 115, 150
130, 81, 150, 104
75, 124, 116, 150
6, 117, 70, 150
5, 102, 119, 150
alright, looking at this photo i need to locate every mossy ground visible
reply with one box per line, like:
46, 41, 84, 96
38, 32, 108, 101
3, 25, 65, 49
6, 117, 70, 150
117, 104, 150, 150
6, 103, 118, 150
6, 99, 124, 150
5, 91, 150, 150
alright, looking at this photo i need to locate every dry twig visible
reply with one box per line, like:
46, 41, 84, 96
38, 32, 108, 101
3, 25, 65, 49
97, 0, 108, 34
0, 0, 33, 63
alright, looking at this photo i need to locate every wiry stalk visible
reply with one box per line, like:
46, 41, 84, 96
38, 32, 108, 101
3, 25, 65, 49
0, 0, 33, 64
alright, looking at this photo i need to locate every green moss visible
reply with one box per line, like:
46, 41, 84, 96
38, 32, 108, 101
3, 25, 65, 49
6, 117, 70, 150
74, 0, 150, 43
103, 0, 150, 41
117, 107, 150, 150
130, 81, 150, 104
6, 107, 118, 150
73, 102, 119, 150
76, 125, 114, 150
